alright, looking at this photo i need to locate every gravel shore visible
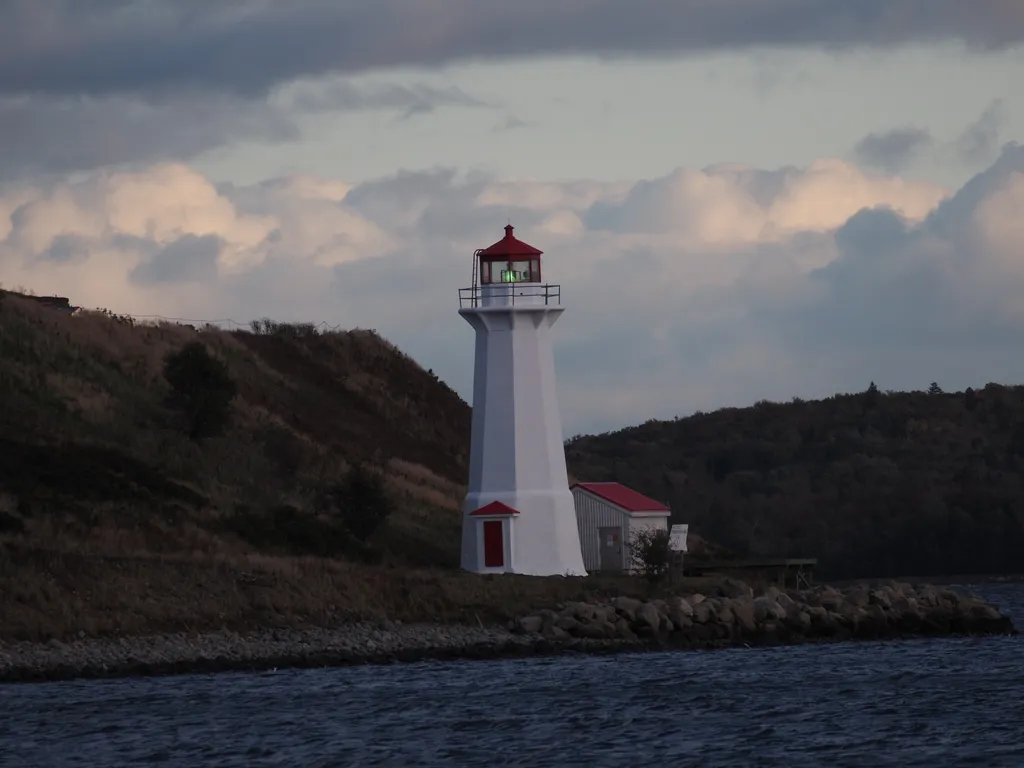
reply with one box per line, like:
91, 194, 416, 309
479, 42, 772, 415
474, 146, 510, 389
1, 580, 1016, 684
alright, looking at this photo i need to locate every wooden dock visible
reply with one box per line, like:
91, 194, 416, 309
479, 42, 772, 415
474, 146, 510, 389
683, 557, 818, 589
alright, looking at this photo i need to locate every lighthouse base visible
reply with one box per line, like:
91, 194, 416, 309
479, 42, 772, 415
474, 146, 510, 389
461, 488, 587, 577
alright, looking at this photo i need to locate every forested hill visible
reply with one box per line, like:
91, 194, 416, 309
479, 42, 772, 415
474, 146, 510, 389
565, 383, 1024, 580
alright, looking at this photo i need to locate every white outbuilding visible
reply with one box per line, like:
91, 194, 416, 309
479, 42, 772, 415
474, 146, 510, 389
571, 482, 672, 573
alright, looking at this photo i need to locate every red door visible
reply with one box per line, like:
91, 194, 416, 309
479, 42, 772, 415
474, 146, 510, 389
483, 520, 504, 567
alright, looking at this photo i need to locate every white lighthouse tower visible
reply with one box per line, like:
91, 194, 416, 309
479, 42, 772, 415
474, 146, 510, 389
457, 225, 587, 577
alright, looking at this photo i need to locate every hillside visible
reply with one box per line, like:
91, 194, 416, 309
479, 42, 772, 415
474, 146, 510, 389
566, 384, 1024, 580
0, 291, 475, 565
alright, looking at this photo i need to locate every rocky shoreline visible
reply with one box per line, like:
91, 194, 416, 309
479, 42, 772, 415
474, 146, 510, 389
1, 581, 1016, 684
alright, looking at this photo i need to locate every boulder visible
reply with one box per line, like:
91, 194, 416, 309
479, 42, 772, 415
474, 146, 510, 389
890, 596, 913, 616
693, 603, 713, 624
916, 586, 940, 607
819, 587, 844, 611
731, 600, 758, 633
611, 597, 643, 621
753, 596, 786, 622
668, 607, 694, 630
555, 616, 583, 633
869, 590, 892, 609
542, 625, 570, 641
720, 578, 754, 599
866, 604, 888, 626
844, 588, 870, 608
615, 622, 639, 642
839, 604, 868, 628
776, 593, 797, 611
670, 596, 694, 617
893, 582, 916, 599
635, 603, 662, 632
563, 601, 596, 621
591, 606, 612, 624
518, 616, 543, 634
576, 622, 607, 640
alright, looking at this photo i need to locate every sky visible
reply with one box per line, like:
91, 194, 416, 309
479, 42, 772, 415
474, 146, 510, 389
2, 1, 1024, 436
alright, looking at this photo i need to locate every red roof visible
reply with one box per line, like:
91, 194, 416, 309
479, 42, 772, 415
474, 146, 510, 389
478, 225, 543, 259
469, 501, 521, 517
571, 483, 670, 513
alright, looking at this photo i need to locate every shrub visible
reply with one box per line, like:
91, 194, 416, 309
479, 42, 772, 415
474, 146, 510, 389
226, 504, 351, 558
321, 463, 393, 543
163, 341, 237, 441
629, 528, 673, 582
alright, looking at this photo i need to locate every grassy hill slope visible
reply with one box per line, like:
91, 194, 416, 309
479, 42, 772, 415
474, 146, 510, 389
0, 292, 472, 567
566, 385, 1024, 580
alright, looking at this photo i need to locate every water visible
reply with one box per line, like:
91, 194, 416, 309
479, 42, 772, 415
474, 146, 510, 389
1, 584, 1022, 768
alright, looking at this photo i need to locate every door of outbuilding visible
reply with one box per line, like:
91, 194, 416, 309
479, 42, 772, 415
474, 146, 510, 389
598, 526, 622, 571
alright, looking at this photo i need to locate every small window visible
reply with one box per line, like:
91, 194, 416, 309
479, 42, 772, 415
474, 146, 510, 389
481, 261, 491, 284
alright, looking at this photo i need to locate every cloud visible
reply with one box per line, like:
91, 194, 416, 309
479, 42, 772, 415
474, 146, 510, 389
283, 80, 486, 116
583, 159, 944, 245
0, 93, 297, 181
0, 79, 487, 180
3, 146, 1024, 436
131, 233, 224, 285
852, 127, 934, 173
851, 99, 1011, 180
493, 115, 530, 133
2, 1, 1022, 99
953, 98, 1007, 166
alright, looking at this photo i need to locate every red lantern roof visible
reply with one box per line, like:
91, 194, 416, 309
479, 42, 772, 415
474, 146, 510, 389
478, 225, 543, 258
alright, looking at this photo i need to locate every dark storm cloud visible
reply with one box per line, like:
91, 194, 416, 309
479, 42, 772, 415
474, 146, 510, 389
0, 93, 297, 180
286, 81, 486, 114
1, 0, 1022, 98
852, 127, 934, 173
0, 82, 484, 179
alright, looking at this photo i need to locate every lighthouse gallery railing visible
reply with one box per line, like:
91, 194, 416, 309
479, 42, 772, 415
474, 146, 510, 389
458, 283, 561, 309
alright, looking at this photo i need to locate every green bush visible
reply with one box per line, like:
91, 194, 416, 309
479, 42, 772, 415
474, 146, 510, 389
226, 504, 351, 558
321, 463, 393, 543
163, 341, 237, 441
629, 528, 673, 582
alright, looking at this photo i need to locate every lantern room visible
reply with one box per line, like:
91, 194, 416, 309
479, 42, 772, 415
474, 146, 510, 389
461, 224, 560, 309
478, 224, 542, 285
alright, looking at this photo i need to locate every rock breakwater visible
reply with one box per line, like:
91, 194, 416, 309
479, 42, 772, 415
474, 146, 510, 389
512, 580, 1016, 647
0, 581, 1015, 684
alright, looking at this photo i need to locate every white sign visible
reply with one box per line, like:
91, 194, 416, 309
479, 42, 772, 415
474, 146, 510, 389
668, 524, 689, 553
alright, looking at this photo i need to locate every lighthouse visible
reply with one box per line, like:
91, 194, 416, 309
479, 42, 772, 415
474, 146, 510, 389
457, 225, 587, 577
